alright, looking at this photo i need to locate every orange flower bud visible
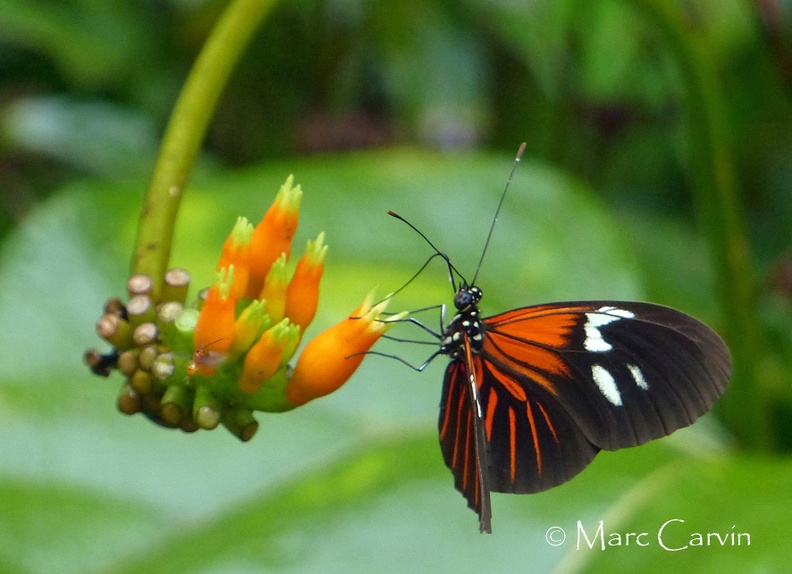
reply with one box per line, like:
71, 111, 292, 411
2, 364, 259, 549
259, 254, 288, 323
246, 176, 302, 298
192, 267, 236, 375
240, 320, 299, 393
285, 232, 327, 331
217, 217, 253, 301
285, 295, 405, 407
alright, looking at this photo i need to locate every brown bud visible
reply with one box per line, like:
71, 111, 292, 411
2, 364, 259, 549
132, 322, 159, 347
161, 268, 191, 304
127, 274, 154, 297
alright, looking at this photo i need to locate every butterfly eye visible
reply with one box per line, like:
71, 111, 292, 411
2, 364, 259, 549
454, 286, 482, 310
453, 291, 471, 309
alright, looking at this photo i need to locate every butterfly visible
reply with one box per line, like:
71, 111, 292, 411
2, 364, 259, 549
389, 145, 732, 533
435, 288, 730, 533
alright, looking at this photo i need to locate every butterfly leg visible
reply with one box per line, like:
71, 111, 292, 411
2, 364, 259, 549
355, 349, 442, 372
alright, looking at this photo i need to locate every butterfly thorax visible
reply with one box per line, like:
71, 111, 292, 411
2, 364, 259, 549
440, 285, 485, 358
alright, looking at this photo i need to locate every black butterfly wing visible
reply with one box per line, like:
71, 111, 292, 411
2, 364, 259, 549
438, 301, 731, 531
482, 302, 731, 451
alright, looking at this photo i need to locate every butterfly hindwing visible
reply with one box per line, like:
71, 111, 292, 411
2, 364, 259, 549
439, 358, 492, 532
439, 352, 599, 532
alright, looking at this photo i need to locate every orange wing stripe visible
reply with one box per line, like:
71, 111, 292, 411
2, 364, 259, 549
536, 401, 558, 443
525, 401, 542, 476
452, 383, 466, 468
485, 358, 528, 401
439, 369, 457, 439
485, 387, 498, 442
489, 336, 570, 377
488, 304, 591, 329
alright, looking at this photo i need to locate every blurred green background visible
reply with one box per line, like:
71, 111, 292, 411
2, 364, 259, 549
1, 0, 792, 572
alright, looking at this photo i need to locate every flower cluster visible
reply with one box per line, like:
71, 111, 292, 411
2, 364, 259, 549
85, 176, 403, 441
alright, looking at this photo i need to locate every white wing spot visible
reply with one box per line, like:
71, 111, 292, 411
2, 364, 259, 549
603, 306, 635, 319
628, 364, 649, 390
584, 306, 634, 352
592, 364, 622, 406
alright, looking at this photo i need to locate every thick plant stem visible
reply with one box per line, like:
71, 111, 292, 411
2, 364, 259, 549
131, 0, 278, 297
627, 0, 768, 448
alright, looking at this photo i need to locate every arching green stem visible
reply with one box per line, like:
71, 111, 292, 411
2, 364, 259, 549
131, 0, 278, 296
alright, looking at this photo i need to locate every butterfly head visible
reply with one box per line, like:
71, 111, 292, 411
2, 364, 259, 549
454, 285, 482, 311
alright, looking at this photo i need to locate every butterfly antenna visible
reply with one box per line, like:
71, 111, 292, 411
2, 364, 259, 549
377, 252, 454, 305
471, 142, 526, 286
388, 210, 466, 290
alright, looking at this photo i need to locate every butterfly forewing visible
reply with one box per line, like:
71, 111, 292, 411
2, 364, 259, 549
481, 302, 731, 450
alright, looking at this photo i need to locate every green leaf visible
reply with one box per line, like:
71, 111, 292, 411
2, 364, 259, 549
0, 480, 168, 574
0, 149, 773, 573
